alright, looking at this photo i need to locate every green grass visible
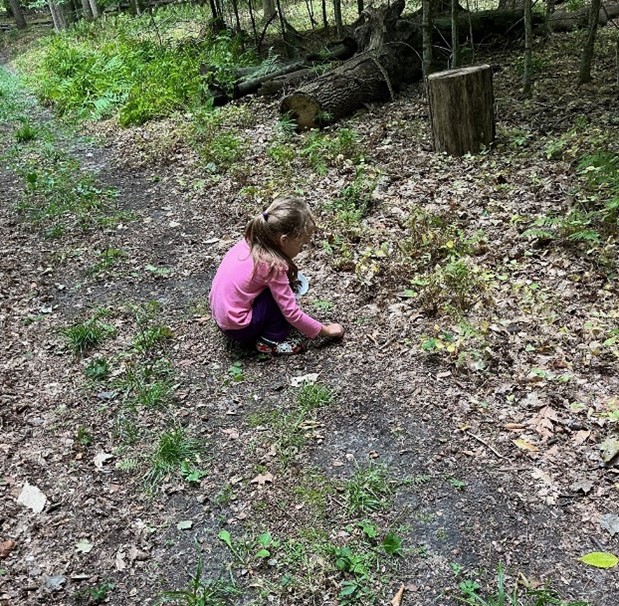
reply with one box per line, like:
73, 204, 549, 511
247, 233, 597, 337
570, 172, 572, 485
146, 428, 204, 486
17, 10, 257, 126
158, 556, 239, 605
64, 316, 116, 355
345, 464, 393, 515
456, 565, 589, 606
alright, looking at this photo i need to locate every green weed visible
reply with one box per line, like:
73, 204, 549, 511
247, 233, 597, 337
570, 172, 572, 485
346, 464, 393, 514
76, 427, 93, 447
158, 556, 239, 605
85, 357, 110, 381
15, 118, 37, 143
77, 580, 115, 604
87, 248, 126, 276
300, 128, 361, 174
146, 427, 204, 486
199, 131, 247, 172
64, 316, 116, 355
456, 564, 589, 606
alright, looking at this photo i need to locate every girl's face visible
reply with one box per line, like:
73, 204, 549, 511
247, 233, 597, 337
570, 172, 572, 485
279, 228, 313, 259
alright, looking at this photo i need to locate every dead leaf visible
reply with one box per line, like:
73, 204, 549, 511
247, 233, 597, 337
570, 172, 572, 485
75, 539, 94, 554
222, 428, 240, 440
513, 439, 539, 453
600, 513, 619, 537
600, 438, 619, 464
17, 483, 47, 513
177, 520, 193, 530
93, 452, 114, 469
368, 450, 380, 459
0, 540, 16, 559
570, 479, 594, 494
391, 583, 405, 606
250, 472, 274, 486
528, 406, 558, 440
115, 549, 127, 571
573, 430, 591, 446
504, 423, 526, 430
290, 373, 319, 387
195, 315, 211, 325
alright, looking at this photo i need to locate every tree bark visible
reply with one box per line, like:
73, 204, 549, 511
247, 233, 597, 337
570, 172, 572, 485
8, 0, 26, 29
523, 0, 533, 95
450, 0, 459, 68
579, 0, 602, 84
89, 0, 100, 19
334, 0, 343, 38
422, 0, 433, 77
80, 0, 93, 20
427, 65, 495, 156
263, 0, 275, 21
48, 1, 68, 30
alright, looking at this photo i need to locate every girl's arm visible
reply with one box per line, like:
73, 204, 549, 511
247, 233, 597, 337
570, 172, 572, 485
268, 270, 324, 339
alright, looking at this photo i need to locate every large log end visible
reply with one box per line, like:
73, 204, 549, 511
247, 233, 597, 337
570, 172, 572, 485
280, 93, 323, 129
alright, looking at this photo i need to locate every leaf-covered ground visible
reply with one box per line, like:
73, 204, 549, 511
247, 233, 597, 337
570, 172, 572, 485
1, 24, 619, 606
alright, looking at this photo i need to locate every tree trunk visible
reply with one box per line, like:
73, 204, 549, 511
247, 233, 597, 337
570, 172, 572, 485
263, 0, 275, 20
281, 0, 419, 128
334, 0, 343, 38
89, 0, 100, 19
80, 0, 93, 20
8, 0, 26, 29
427, 65, 495, 156
523, 0, 533, 95
450, 0, 459, 68
578, 0, 602, 84
422, 0, 433, 77
48, 1, 68, 30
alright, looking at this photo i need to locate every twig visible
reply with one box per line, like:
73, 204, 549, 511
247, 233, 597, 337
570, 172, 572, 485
465, 430, 508, 460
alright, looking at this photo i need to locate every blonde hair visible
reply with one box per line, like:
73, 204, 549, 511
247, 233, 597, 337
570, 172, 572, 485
244, 196, 315, 283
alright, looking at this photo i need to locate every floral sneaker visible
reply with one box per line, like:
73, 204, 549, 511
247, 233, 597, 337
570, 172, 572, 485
255, 336, 305, 355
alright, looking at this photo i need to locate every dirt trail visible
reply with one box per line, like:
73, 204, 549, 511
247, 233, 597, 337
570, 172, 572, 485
2, 38, 619, 606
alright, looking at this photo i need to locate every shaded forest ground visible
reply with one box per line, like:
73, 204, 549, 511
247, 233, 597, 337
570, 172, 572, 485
1, 20, 619, 606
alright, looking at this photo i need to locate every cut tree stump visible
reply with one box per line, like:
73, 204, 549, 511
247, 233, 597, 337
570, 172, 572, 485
427, 65, 495, 156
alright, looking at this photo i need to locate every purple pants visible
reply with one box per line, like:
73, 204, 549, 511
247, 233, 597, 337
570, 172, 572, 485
223, 289, 290, 344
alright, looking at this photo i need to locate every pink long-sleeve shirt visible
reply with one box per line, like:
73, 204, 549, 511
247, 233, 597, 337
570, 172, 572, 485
209, 240, 323, 339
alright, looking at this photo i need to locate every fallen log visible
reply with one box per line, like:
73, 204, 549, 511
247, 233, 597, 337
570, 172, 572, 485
549, 2, 619, 32
280, 4, 543, 129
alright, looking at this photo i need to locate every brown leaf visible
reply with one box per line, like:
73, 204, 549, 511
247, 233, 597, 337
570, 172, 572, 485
573, 430, 591, 446
250, 472, 274, 486
195, 315, 211, 325
0, 540, 16, 559
513, 438, 540, 452
222, 428, 240, 440
391, 584, 405, 606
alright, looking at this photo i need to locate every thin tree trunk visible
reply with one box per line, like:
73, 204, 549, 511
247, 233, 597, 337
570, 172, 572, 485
578, 0, 602, 84
89, 0, 100, 19
451, 0, 459, 68
523, 0, 533, 95
8, 0, 26, 29
48, 1, 68, 30
334, 0, 343, 37
422, 0, 433, 77
357, 0, 364, 16
322, 0, 328, 28
263, 0, 275, 20
248, 0, 259, 47
80, 0, 93, 20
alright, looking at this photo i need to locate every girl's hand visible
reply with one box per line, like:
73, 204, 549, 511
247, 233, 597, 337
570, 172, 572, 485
320, 323, 345, 339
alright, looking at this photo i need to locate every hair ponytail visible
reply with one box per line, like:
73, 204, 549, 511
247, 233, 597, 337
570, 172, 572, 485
244, 196, 314, 284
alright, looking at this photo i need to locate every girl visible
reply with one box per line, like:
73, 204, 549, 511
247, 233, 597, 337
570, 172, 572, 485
209, 197, 344, 355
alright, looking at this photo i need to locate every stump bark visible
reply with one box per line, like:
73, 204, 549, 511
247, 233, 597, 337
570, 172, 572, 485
427, 65, 495, 156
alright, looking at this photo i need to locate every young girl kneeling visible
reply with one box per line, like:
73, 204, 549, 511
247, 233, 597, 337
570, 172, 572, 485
209, 197, 344, 355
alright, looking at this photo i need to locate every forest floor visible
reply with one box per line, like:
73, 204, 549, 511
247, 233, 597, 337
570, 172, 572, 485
1, 23, 619, 606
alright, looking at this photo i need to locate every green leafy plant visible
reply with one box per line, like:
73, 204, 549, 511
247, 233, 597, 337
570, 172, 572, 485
300, 128, 361, 174
85, 357, 110, 381
76, 427, 93, 447
77, 580, 115, 604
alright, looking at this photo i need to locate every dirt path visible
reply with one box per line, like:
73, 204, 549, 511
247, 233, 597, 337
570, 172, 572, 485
2, 35, 619, 606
